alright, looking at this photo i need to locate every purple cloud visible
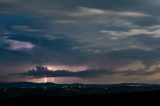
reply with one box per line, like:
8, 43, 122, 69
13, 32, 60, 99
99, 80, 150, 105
6, 40, 35, 50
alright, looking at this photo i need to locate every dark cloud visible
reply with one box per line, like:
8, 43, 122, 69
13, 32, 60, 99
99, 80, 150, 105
13, 67, 112, 78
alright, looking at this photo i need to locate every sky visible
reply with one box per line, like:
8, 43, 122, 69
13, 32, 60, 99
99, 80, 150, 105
1, 0, 160, 84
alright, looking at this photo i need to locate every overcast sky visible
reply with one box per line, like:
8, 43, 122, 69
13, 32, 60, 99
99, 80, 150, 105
1, 0, 160, 83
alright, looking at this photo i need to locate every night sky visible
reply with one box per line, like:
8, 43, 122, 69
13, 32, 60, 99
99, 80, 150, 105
1, 0, 160, 84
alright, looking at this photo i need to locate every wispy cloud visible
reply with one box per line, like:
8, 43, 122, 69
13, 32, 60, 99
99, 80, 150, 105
100, 25, 160, 38
54, 20, 77, 24
70, 7, 106, 16
69, 7, 150, 17
12, 25, 44, 32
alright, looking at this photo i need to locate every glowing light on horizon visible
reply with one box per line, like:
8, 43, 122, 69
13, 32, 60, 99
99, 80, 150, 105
28, 77, 82, 84
52, 77, 54, 83
42, 77, 55, 83
47, 65, 88, 72
44, 76, 47, 83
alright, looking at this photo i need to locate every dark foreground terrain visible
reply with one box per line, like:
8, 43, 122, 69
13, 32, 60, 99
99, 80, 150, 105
1, 82, 160, 105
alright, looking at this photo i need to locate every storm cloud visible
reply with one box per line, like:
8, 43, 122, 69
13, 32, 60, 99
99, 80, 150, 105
1, 0, 160, 83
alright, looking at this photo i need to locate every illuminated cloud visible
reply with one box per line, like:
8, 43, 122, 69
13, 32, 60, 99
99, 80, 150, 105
6, 40, 35, 50
15, 69, 108, 78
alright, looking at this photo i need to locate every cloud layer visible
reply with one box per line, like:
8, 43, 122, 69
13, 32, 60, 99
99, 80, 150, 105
1, 0, 160, 83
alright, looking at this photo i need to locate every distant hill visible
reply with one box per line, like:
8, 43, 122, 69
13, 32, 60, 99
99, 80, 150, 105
1, 82, 160, 105
0, 82, 160, 91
